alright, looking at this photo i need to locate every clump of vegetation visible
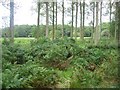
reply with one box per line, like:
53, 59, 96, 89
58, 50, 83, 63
2, 60, 60, 88
29, 38, 79, 69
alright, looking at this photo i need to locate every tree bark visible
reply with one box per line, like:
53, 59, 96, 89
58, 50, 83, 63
36, 2, 40, 39
99, 2, 102, 40
52, 2, 55, 40
109, 1, 112, 38
80, 2, 83, 40
92, 2, 95, 43
82, 0, 85, 40
62, 0, 64, 38
46, 2, 49, 38
116, 2, 120, 85
115, 2, 118, 40
10, 0, 14, 43
117, 2, 120, 47
71, 2, 74, 38
75, 2, 78, 39
94, 2, 99, 45
56, 1, 57, 35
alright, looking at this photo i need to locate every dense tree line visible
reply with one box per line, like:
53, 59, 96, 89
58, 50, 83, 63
2, 22, 114, 38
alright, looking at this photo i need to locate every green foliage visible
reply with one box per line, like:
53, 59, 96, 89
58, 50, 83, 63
2, 44, 28, 64
102, 22, 110, 31
2, 38, 118, 88
110, 21, 115, 37
70, 68, 102, 88
101, 21, 115, 38
29, 38, 77, 62
2, 21, 115, 38
2, 24, 93, 38
2, 25, 35, 37
2, 60, 59, 88
84, 26, 92, 37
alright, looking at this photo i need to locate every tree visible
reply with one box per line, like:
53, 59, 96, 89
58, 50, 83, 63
75, 1, 78, 39
10, 0, 14, 43
45, 2, 49, 38
109, 0, 112, 38
116, 1, 120, 47
117, 2, 120, 80
62, 0, 64, 38
71, 1, 74, 38
80, 1, 83, 40
99, 2, 102, 40
80, 0, 85, 41
116, 2, 120, 47
56, 1, 57, 33
82, 0, 85, 40
92, 2, 95, 42
52, 2, 55, 40
94, 2, 99, 45
36, 1, 40, 39
115, 2, 118, 40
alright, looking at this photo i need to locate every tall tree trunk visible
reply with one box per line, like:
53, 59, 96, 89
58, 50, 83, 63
52, 2, 55, 40
94, 2, 99, 45
92, 2, 95, 43
75, 2, 78, 39
116, 2, 120, 46
62, 0, 64, 38
115, 2, 118, 40
46, 2, 49, 38
109, 1, 112, 38
80, 2, 83, 40
99, 2, 102, 40
56, 1, 57, 36
118, 2, 120, 48
10, 0, 14, 43
71, 2, 74, 38
117, 2, 120, 80
82, 0, 85, 40
36, 2, 40, 39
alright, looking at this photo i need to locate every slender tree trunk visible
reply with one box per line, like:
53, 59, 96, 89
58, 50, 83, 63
71, 2, 74, 38
56, 1, 57, 35
118, 2, 120, 48
92, 2, 95, 43
10, 0, 14, 43
80, 2, 83, 40
94, 2, 99, 45
37, 2, 40, 39
117, 2, 120, 81
116, 2, 119, 43
109, 1, 112, 38
46, 2, 49, 38
82, 0, 85, 40
75, 2, 78, 39
62, 0, 64, 38
115, 2, 118, 40
52, 2, 55, 40
99, 2, 102, 40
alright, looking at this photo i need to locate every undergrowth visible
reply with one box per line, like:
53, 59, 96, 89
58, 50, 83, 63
2, 37, 119, 88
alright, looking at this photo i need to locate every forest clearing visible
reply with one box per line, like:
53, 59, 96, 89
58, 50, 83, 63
1, 0, 120, 89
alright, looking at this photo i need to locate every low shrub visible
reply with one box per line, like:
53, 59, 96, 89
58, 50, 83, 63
2, 44, 28, 64
2, 60, 60, 88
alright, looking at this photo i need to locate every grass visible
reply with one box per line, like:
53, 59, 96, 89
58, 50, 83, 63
1, 37, 91, 47
14, 38, 34, 44
0, 37, 34, 41
1, 37, 35, 46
